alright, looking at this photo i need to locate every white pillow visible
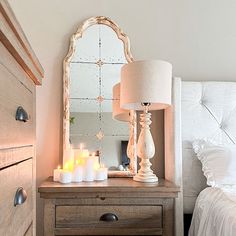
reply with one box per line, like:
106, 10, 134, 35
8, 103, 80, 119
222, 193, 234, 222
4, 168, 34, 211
193, 140, 236, 187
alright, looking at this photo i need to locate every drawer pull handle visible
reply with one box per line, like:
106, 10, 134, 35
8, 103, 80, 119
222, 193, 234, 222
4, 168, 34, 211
15, 106, 29, 122
100, 213, 118, 222
14, 187, 27, 206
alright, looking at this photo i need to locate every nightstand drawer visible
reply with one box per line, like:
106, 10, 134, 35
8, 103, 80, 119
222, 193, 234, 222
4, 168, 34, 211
56, 205, 162, 232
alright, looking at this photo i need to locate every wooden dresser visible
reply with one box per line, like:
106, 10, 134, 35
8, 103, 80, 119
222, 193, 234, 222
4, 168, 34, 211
39, 178, 179, 236
0, 1, 44, 235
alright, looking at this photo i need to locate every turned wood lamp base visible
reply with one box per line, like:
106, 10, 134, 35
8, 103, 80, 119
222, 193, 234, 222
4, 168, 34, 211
133, 157, 159, 183
133, 109, 159, 183
133, 173, 158, 183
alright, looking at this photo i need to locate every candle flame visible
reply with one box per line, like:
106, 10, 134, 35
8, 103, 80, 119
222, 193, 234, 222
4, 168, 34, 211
57, 165, 61, 170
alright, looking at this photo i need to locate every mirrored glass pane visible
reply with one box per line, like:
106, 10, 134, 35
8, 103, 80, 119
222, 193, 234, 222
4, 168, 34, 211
100, 136, 129, 169
69, 63, 99, 99
70, 98, 101, 112
70, 99, 101, 135
70, 135, 101, 152
100, 25, 127, 63
101, 64, 124, 99
71, 24, 100, 63
100, 99, 129, 136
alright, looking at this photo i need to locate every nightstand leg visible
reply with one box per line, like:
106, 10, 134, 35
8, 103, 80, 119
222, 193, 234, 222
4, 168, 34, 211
44, 199, 55, 236
163, 199, 174, 236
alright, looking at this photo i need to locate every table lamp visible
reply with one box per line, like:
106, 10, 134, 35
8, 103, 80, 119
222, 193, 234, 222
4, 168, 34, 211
120, 60, 172, 182
112, 83, 136, 172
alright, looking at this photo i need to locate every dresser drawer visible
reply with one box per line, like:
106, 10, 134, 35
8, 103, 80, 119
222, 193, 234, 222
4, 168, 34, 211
0, 146, 34, 169
24, 223, 33, 236
0, 62, 34, 149
0, 159, 33, 236
56, 205, 162, 235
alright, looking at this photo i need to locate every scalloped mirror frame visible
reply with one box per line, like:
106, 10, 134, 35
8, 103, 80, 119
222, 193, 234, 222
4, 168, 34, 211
63, 16, 137, 177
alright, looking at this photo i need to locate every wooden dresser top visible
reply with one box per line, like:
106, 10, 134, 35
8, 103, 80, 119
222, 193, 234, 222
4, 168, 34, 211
39, 177, 180, 198
0, 0, 44, 85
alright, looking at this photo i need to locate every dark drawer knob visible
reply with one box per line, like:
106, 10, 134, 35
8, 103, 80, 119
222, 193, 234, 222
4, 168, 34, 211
100, 213, 118, 222
14, 187, 27, 206
15, 106, 29, 122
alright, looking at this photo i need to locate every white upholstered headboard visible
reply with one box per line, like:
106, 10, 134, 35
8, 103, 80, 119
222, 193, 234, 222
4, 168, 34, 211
181, 80, 236, 213
164, 78, 236, 236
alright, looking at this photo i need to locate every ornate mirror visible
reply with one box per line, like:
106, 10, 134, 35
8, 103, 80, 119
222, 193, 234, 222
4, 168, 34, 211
63, 16, 137, 177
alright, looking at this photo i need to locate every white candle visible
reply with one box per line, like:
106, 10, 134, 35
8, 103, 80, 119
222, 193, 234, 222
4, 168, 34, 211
74, 148, 83, 160
83, 149, 89, 157
102, 167, 108, 180
63, 148, 74, 169
72, 165, 83, 182
100, 164, 108, 180
74, 148, 89, 160
64, 161, 74, 172
59, 170, 72, 184
74, 143, 84, 162
53, 166, 62, 182
93, 153, 100, 170
83, 156, 95, 182
95, 168, 105, 181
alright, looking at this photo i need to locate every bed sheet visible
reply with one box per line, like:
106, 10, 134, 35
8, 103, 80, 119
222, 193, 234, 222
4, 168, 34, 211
189, 186, 236, 236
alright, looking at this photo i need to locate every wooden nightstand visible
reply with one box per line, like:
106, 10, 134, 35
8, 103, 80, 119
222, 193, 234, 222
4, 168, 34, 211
39, 178, 179, 236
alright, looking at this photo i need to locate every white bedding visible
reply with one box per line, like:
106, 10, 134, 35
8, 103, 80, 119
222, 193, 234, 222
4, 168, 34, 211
189, 186, 236, 236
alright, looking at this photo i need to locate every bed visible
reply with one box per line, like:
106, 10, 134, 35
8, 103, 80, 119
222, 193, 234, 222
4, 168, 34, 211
189, 186, 236, 236
165, 78, 236, 236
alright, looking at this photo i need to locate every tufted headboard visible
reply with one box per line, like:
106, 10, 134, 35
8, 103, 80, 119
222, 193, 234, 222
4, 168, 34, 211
181, 80, 236, 213
164, 78, 236, 235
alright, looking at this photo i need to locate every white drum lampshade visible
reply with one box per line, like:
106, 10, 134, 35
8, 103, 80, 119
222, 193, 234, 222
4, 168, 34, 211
120, 60, 172, 111
120, 60, 172, 183
112, 83, 129, 122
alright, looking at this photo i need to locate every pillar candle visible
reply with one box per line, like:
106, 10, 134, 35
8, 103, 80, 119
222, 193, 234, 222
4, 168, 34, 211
83, 156, 95, 182
102, 167, 108, 180
74, 148, 83, 160
59, 170, 72, 184
74, 148, 89, 160
64, 161, 74, 172
72, 165, 83, 182
83, 149, 89, 157
53, 166, 62, 182
63, 148, 74, 169
74, 143, 83, 162
100, 164, 108, 180
95, 168, 105, 181
92, 153, 100, 170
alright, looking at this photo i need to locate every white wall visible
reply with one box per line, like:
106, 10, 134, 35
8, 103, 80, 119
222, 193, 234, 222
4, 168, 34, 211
8, 0, 236, 235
